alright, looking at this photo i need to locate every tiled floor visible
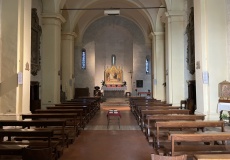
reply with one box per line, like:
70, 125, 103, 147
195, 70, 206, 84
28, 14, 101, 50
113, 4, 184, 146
59, 102, 154, 160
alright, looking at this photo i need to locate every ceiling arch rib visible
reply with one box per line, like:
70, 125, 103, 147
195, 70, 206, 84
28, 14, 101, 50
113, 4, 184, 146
60, 0, 163, 39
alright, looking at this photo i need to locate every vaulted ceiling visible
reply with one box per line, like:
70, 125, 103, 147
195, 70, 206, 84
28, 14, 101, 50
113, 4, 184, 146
58, 0, 165, 39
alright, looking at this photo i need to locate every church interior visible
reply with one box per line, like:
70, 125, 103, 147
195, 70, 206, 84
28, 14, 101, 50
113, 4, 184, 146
1, 0, 230, 159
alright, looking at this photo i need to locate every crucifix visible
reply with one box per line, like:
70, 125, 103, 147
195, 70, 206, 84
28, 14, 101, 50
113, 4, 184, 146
128, 70, 133, 92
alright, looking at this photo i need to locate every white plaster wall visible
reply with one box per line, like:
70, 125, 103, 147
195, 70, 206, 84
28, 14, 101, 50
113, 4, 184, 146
75, 42, 95, 96
0, 0, 2, 82
76, 16, 151, 96
206, 0, 227, 119
0, 0, 19, 113
194, 0, 227, 120
227, 0, 230, 81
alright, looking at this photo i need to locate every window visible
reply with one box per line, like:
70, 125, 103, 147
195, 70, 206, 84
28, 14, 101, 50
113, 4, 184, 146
146, 55, 150, 74
111, 54, 116, 66
81, 49, 86, 69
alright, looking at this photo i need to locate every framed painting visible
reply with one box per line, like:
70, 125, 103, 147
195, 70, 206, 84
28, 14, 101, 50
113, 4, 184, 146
104, 66, 123, 85
219, 80, 230, 99
136, 80, 143, 88
31, 8, 42, 76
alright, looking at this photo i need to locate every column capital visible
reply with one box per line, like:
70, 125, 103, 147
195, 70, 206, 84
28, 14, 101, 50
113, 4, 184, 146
62, 32, 77, 39
161, 11, 185, 23
42, 13, 66, 25
149, 32, 164, 39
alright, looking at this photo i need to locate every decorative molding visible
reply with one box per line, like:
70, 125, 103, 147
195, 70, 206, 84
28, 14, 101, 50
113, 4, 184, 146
62, 32, 77, 38
154, 32, 165, 36
167, 10, 185, 16
149, 32, 154, 39
31, 8, 42, 76
149, 32, 164, 40
62, 32, 77, 41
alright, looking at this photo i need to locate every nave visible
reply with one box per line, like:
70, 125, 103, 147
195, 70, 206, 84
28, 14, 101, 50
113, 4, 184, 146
59, 99, 153, 160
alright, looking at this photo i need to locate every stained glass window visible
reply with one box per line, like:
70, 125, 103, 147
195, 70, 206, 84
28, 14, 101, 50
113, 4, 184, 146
111, 54, 116, 66
146, 55, 150, 74
81, 49, 86, 69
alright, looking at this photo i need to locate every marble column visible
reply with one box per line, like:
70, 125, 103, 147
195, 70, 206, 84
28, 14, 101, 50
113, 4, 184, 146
41, 13, 65, 107
61, 32, 77, 100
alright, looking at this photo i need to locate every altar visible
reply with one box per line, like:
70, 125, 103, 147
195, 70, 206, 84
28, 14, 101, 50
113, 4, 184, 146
102, 86, 127, 98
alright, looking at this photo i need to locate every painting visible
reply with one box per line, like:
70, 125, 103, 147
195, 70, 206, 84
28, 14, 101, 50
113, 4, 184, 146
186, 7, 195, 75
136, 80, 143, 88
31, 8, 42, 76
104, 66, 123, 85
219, 81, 230, 100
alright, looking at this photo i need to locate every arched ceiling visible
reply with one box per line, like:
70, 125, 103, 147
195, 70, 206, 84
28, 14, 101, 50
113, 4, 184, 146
59, 0, 164, 39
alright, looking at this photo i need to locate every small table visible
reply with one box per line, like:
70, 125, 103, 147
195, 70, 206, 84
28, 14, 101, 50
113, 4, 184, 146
107, 109, 121, 129
217, 103, 230, 122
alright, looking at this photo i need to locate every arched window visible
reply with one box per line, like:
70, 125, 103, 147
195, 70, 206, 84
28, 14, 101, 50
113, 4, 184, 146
111, 54, 116, 66
81, 49, 86, 69
146, 55, 150, 74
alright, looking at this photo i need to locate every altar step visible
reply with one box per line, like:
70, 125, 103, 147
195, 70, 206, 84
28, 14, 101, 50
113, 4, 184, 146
101, 98, 129, 106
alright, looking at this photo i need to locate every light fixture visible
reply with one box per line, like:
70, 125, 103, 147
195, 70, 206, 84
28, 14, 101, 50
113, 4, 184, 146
104, 9, 120, 16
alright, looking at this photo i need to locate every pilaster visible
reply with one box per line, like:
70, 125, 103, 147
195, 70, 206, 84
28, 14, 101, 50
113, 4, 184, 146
149, 32, 165, 101
194, 0, 227, 120
164, 11, 185, 105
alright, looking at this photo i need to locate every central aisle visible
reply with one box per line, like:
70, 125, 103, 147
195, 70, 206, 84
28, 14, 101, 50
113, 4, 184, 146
59, 99, 153, 160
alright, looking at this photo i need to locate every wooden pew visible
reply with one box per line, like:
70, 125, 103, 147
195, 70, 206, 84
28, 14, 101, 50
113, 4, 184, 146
144, 114, 206, 143
0, 144, 28, 159
0, 128, 54, 147
167, 132, 230, 157
46, 106, 89, 126
21, 113, 79, 144
48, 105, 92, 123
129, 97, 159, 112
132, 103, 172, 119
154, 121, 225, 149
139, 109, 190, 129
0, 119, 66, 148
35, 109, 84, 129
68, 96, 101, 110
56, 100, 98, 118
193, 154, 230, 160
137, 106, 181, 126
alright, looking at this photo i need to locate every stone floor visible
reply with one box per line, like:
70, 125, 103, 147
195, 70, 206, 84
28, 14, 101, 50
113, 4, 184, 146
59, 101, 153, 160
59, 98, 230, 160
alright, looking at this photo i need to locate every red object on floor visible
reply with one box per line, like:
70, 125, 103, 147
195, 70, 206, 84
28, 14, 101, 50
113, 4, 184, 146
107, 109, 121, 129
